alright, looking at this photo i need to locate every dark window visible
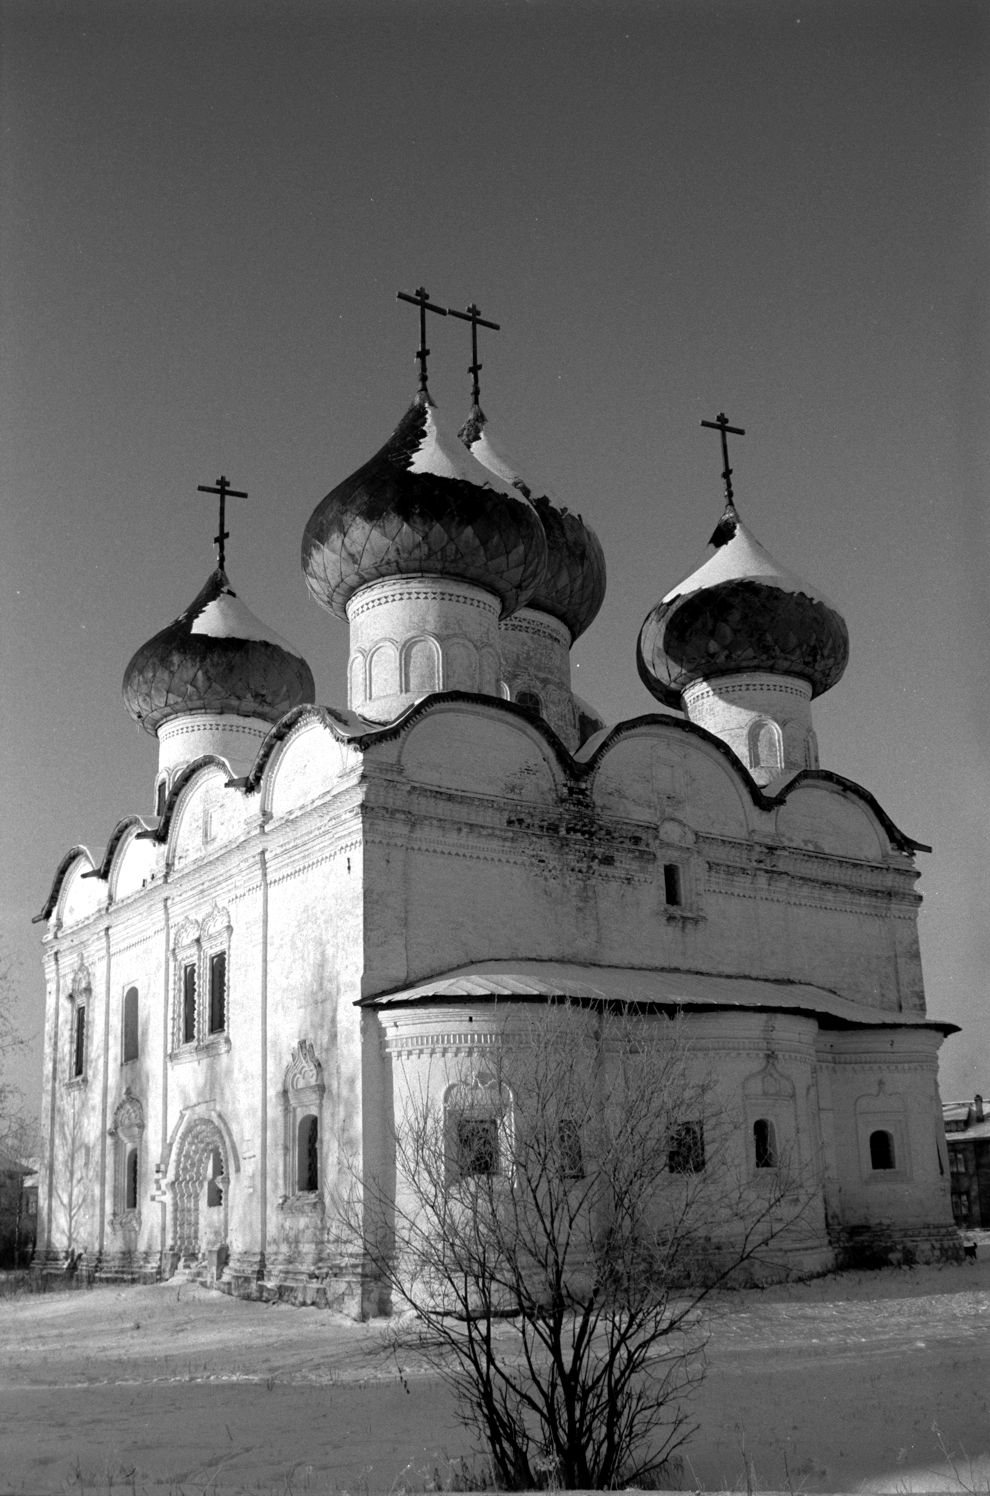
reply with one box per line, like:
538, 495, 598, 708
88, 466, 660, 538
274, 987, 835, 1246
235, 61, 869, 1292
206, 1147, 224, 1207
663, 863, 682, 907
208, 952, 226, 1035
668, 1120, 705, 1173
456, 1117, 498, 1178
72, 1006, 86, 1078
155, 779, 167, 818
558, 1118, 584, 1180
125, 1147, 138, 1211
516, 689, 542, 714
297, 1114, 319, 1192
122, 987, 139, 1062
753, 1118, 777, 1168
182, 964, 196, 1044
869, 1129, 896, 1170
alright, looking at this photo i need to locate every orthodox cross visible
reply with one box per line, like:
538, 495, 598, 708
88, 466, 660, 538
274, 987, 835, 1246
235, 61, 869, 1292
447, 302, 500, 407
700, 412, 746, 504
196, 474, 247, 571
397, 286, 448, 393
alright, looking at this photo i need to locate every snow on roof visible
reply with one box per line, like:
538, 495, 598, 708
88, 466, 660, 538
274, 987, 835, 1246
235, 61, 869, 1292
663, 507, 838, 610
407, 399, 522, 497
361, 959, 956, 1032
190, 586, 300, 653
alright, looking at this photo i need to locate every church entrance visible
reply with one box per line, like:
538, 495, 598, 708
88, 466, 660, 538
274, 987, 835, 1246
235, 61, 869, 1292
170, 1118, 230, 1280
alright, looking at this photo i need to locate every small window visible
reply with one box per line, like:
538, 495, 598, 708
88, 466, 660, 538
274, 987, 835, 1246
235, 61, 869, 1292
208, 952, 226, 1036
668, 1120, 705, 1174
663, 863, 682, 907
297, 1114, 319, 1192
182, 964, 197, 1044
753, 1118, 777, 1168
456, 1117, 498, 1178
557, 1118, 584, 1180
516, 689, 542, 714
950, 1152, 966, 1174
72, 1005, 86, 1078
122, 987, 139, 1063
125, 1147, 138, 1211
155, 779, 167, 818
869, 1129, 896, 1171
206, 1147, 224, 1207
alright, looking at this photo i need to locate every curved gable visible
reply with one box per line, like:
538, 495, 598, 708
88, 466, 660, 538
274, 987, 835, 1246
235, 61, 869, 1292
60, 852, 104, 929
264, 715, 359, 820
111, 824, 161, 903
774, 779, 895, 860
168, 762, 248, 871
396, 698, 563, 803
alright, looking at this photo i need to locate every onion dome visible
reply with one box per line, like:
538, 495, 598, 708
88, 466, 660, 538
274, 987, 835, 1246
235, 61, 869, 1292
637, 502, 849, 709
461, 406, 606, 641
123, 568, 315, 734
301, 393, 547, 620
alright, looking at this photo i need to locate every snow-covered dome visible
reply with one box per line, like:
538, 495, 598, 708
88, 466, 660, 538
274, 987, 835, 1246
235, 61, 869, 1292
123, 569, 315, 734
637, 502, 849, 710
460, 406, 606, 641
301, 393, 548, 620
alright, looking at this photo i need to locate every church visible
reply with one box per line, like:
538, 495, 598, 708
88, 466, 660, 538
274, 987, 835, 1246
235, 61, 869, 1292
33, 294, 960, 1307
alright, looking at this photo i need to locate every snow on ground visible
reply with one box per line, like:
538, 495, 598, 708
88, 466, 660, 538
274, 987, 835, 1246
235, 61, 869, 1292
0, 1261, 988, 1495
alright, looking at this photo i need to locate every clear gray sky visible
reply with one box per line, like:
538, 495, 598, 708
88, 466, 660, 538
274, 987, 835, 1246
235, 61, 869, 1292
2, 0, 988, 1110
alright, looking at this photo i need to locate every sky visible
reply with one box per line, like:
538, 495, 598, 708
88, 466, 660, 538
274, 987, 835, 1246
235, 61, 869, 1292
2, 0, 988, 1114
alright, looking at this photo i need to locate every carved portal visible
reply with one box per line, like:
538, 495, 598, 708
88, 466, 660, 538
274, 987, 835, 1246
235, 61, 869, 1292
170, 1117, 229, 1270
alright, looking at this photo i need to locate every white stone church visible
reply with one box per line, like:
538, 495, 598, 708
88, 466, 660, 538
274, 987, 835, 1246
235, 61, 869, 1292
34, 326, 960, 1306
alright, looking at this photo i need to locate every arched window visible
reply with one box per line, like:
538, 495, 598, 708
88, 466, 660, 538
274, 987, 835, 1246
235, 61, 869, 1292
297, 1114, 319, 1192
753, 1118, 777, 1169
516, 689, 542, 715
109, 1092, 144, 1225
72, 1003, 87, 1078
122, 987, 139, 1063
869, 1129, 896, 1171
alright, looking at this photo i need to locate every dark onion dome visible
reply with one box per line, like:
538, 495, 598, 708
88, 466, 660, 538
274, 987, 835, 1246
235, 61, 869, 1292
637, 502, 849, 710
123, 569, 315, 735
461, 405, 606, 641
302, 393, 548, 620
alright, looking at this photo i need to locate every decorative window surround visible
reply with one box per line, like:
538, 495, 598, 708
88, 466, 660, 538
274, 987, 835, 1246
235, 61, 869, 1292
108, 1090, 145, 1232
169, 907, 233, 1059
281, 1040, 325, 1207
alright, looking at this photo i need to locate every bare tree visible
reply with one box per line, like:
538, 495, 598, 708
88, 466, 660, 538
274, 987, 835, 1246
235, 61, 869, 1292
345, 1004, 812, 1490
0, 947, 28, 1157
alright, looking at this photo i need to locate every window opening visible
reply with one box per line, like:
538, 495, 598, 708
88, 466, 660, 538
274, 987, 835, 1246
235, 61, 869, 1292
663, 863, 682, 907
557, 1118, 584, 1180
182, 963, 196, 1043
869, 1129, 896, 1171
122, 986, 139, 1062
155, 778, 167, 818
297, 1114, 319, 1192
753, 1118, 777, 1168
456, 1117, 498, 1178
516, 689, 542, 714
208, 952, 226, 1035
72, 1005, 86, 1078
668, 1120, 705, 1173
125, 1147, 138, 1211
206, 1147, 224, 1207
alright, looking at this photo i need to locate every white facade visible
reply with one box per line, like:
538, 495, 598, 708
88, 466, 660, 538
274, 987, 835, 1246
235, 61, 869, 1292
33, 390, 960, 1307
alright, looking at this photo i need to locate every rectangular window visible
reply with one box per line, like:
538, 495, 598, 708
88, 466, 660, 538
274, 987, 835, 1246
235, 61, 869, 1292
456, 1117, 498, 1178
182, 963, 197, 1044
208, 952, 227, 1035
663, 863, 682, 907
72, 1005, 86, 1078
668, 1119, 705, 1173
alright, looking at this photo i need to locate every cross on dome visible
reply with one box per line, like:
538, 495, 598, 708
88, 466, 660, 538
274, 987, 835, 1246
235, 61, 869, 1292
700, 412, 746, 505
448, 302, 500, 409
196, 474, 248, 572
396, 286, 448, 394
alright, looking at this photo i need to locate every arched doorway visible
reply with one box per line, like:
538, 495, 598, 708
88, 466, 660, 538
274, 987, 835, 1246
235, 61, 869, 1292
170, 1118, 230, 1276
